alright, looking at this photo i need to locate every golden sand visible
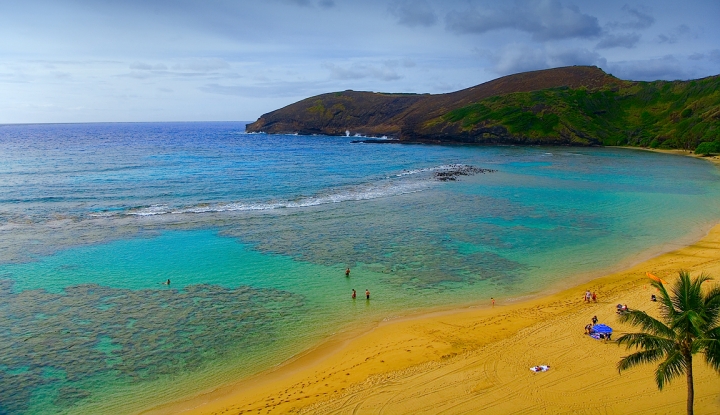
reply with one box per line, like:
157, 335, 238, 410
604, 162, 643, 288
143, 153, 720, 415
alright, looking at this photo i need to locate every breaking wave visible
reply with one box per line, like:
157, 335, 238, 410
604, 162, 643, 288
91, 164, 484, 218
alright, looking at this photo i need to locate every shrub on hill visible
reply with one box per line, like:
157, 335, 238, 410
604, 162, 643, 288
694, 140, 720, 155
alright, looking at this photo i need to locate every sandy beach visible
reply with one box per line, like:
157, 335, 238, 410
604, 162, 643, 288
144, 215, 720, 415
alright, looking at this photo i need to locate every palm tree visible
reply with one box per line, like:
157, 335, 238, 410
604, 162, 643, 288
616, 271, 720, 415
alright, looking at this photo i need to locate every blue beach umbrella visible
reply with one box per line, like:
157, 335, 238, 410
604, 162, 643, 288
593, 324, 613, 334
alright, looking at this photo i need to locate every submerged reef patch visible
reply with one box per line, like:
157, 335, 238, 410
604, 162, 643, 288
0, 281, 303, 413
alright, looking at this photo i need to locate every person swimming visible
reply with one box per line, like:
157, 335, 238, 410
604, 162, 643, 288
163, 279, 171, 285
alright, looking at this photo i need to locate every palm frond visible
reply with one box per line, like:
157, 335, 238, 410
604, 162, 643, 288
653, 279, 678, 321
618, 309, 675, 338
670, 271, 702, 314
655, 350, 686, 390
616, 332, 675, 353
617, 348, 666, 372
701, 326, 720, 373
704, 285, 720, 327
672, 309, 707, 338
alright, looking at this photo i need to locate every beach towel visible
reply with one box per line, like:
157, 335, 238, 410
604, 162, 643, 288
530, 365, 550, 372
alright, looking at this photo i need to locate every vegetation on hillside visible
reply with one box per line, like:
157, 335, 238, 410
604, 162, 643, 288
435, 75, 720, 149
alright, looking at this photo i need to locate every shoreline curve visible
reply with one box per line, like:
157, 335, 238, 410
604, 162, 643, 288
142, 219, 720, 415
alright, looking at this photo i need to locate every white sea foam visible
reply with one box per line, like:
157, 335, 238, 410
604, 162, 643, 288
107, 164, 476, 218
123, 178, 432, 217
126, 204, 172, 216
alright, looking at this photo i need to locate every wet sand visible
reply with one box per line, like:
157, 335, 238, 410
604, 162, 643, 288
144, 220, 720, 415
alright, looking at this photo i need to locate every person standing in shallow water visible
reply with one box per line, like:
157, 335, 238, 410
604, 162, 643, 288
365, 289, 370, 300
352, 289, 356, 299
345, 268, 350, 277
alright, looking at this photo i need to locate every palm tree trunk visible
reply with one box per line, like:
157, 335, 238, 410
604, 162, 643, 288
686, 352, 694, 415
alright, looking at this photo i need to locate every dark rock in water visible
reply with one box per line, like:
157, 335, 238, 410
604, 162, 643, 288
433, 164, 497, 182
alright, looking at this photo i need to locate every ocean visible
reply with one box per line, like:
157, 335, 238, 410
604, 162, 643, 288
1, 121, 719, 414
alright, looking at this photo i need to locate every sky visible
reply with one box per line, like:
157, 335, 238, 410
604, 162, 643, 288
1, 0, 719, 123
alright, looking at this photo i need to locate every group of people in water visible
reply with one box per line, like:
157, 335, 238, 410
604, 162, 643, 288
347, 269, 371, 300
351, 288, 370, 300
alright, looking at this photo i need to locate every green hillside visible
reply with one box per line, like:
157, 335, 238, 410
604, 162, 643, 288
432, 75, 720, 150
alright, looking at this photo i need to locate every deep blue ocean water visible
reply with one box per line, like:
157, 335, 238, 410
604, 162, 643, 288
1, 122, 719, 414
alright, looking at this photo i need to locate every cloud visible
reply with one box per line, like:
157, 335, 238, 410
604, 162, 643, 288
275, 0, 334, 7
323, 62, 403, 81
389, 0, 438, 28
482, 44, 606, 75
120, 59, 235, 79
595, 32, 640, 49
279, 0, 312, 6
446, 0, 601, 41
199, 82, 318, 98
607, 5, 654, 30
692, 49, 720, 62
657, 24, 692, 44
606, 55, 688, 81
129, 62, 168, 70
172, 58, 231, 72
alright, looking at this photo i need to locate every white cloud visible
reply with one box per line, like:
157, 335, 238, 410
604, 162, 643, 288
129, 62, 168, 71
172, 59, 231, 72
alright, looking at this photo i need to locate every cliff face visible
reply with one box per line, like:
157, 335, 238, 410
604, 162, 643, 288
246, 66, 720, 149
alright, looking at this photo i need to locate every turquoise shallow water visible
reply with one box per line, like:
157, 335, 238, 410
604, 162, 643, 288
1, 122, 720, 414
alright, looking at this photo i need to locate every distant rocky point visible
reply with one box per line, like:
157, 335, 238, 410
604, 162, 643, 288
246, 66, 720, 150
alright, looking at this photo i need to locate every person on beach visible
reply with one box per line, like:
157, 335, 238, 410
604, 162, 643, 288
352, 289, 356, 299
591, 292, 597, 302
365, 289, 370, 300
584, 290, 591, 302
491, 297, 495, 307
585, 324, 593, 334
592, 315, 598, 325
651, 294, 657, 302
345, 268, 350, 277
